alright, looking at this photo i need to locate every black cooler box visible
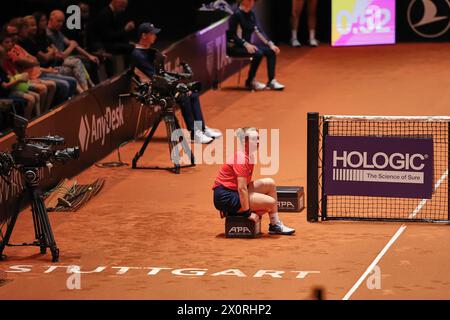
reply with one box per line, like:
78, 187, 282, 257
276, 186, 305, 212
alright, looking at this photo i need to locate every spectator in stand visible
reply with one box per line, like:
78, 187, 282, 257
0, 43, 39, 119
23, 15, 91, 93
63, 1, 108, 84
1, 28, 54, 113
24, 14, 55, 68
5, 19, 77, 108
64, 1, 94, 51
93, 0, 136, 74
47, 10, 99, 86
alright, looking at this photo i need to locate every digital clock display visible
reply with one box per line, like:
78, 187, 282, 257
332, 0, 396, 46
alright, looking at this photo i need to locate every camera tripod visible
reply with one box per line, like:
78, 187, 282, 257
132, 97, 195, 174
0, 167, 59, 262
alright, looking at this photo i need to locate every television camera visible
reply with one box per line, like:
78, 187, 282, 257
0, 114, 79, 262
124, 62, 197, 173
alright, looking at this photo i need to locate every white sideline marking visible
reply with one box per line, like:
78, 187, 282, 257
342, 225, 407, 300
409, 170, 448, 219
343, 170, 448, 300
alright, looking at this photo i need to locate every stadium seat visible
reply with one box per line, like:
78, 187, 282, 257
218, 55, 253, 90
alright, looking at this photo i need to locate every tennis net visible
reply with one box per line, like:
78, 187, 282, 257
307, 113, 450, 223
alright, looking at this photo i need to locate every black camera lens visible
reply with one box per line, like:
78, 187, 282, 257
65, 147, 80, 160
54, 146, 80, 162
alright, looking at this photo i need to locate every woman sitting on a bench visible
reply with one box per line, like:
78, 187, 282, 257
212, 127, 295, 235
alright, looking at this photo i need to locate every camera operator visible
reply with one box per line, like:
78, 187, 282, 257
130, 22, 222, 144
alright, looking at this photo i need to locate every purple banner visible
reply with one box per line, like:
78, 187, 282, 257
324, 136, 434, 199
162, 17, 245, 93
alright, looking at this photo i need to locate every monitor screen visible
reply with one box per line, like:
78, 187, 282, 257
332, 0, 396, 46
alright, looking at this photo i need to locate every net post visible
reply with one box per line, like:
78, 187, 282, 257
321, 120, 329, 220
448, 122, 450, 222
307, 112, 320, 222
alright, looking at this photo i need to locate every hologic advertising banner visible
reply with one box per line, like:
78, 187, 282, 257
332, 0, 396, 46
324, 136, 434, 199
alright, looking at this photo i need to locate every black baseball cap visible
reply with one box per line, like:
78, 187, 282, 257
137, 22, 161, 36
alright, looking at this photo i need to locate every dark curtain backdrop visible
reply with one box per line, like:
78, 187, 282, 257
2, 1, 445, 45
0, 0, 235, 41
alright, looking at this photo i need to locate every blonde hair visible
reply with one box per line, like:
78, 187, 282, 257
23, 16, 36, 25
236, 127, 258, 143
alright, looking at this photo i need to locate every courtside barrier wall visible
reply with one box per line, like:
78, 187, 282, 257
161, 16, 248, 91
0, 73, 145, 221
0, 16, 247, 221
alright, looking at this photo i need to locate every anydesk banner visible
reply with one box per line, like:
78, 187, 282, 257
324, 136, 434, 199
0, 72, 147, 223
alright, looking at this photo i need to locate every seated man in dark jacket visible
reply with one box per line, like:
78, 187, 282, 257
131, 23, 221, 144
227, 0, 284, 91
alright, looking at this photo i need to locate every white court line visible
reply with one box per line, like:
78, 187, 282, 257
342, 170, 448, 300
409, 170, 448, 219
342, 225, 407, 300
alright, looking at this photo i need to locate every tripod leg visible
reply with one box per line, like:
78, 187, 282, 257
132, 114, 162, 168
164, 114, 181, 174
0, 188, 28, 260
33, 191, 59, 262
0, 205, 20, 260
30, 196, 46, 254
174, 116, 195, 166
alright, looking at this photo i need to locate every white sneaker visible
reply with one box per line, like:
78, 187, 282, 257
268, 221, 295, 235
309, 38, 319, 47
290, 39, 301, 47
192, 130, 213, 144
204, 126, 222, 139
267, 79, 285, 91
245, 79, 266, 91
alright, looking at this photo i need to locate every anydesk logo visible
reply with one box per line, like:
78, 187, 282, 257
78, 105, 124, 152
332, 151, 428, 184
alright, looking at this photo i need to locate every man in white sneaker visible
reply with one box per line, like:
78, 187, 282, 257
131, 22, 221, 144
213, 127, 295, 235
227, 0, 285, 91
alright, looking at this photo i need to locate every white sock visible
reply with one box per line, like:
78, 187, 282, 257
309, 29, 316, 40
269, 212, 280, 225
291, 30, 298, 41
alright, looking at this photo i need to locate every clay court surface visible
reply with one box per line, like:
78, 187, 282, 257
1, 43, 450, 300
